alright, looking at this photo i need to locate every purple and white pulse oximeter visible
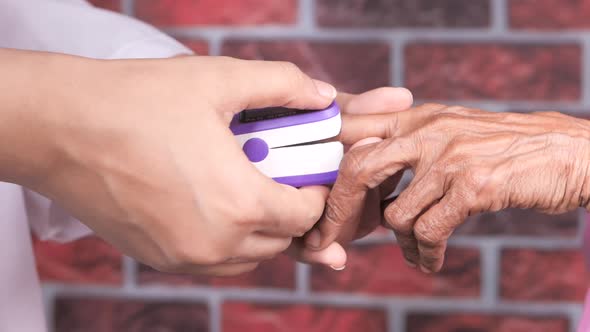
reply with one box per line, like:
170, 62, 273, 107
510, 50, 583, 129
230, 102, 344, 187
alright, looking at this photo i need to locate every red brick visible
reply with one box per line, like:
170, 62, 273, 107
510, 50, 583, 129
32, 236, 122, 285
54, 297, 208, 332
223, 303, 387, 332
134, 0, 297, 27
317, 0, 490, 28
311, 244, 480, 297
138, 254, 295, 289
510, 0, 590, 30
88, 0, 121, 12
407, 313, 569, 332
222, 40, 391, 94
405, 44, 581, 101
177, 39, 210, 55
456, 209, 580, 237
501, 249, 590, 302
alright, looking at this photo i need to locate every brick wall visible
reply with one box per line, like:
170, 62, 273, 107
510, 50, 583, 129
36, 0, 590, 331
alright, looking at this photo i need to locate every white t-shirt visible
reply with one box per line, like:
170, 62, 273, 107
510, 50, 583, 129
0, 1, 191, 330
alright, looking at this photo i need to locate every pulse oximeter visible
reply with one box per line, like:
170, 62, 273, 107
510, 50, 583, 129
230, 102, 344, 187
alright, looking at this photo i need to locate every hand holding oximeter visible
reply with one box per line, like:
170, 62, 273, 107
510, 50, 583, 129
230, 102, 343, 187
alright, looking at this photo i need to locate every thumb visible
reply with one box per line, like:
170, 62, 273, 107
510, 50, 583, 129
304, 136, 384, 253
287, 241, 348, 270
221, 58, 336, 112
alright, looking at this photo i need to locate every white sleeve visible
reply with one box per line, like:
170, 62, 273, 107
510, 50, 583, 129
0, 0, 193, 59
0, 0, 194, 242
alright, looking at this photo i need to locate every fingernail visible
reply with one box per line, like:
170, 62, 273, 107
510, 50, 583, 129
313, 79, 337, 100
405, 260, 417, 269
420, 265, 432, 274
398, 87, 414, 101
305, 229, 321, 249
330, 264, 346, 271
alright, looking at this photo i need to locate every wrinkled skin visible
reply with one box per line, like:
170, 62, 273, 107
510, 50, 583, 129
307, 103, 590, 273
288, 87, 413, 268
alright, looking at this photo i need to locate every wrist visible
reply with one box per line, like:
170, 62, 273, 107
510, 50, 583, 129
0, 49, 92, 188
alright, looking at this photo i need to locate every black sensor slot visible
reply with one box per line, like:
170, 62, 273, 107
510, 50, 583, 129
240, 107, 316, 123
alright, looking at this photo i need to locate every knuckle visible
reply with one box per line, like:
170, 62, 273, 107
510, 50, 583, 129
461, 169, 491, 197
429, 112, 454, 128
231, 197, 266, 226
341, 149, 366, 179
170, 242, 228, 268
341, 147, 377, 188
428, 162, 447, 178
403, 252, 419, 262
401, 244, 420, 258
384, 113, 401, 137
420, 255, 440, 270
275, 61, 305, 83
384, 204, 413, 235
324, 199, 347, 228
414, 221, 444, 248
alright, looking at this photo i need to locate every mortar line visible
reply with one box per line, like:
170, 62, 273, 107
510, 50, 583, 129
491, 0, 508, 32
449, 236, 581, 249
298, 0, 316, 31
571, 304, 584, 332
392, 39, 404, 87
209, 295, 222, 332
45, 282, 583, 314
389, 306, 405, 332
295, 263, 311, 295
122, 256, 137, 289
121, 0, 134, 16
480, 243, 499, 306
165, 27, 588, 43
42, 285, 56, 332
577, 208, 587, 247
208, 35, 224, 56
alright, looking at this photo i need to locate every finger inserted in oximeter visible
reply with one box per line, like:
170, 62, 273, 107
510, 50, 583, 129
229, 102, 343, 187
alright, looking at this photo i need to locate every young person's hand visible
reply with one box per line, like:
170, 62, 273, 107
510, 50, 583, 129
0, 49, 337, 276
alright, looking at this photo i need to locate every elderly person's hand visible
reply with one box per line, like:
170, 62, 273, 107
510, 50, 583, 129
306, 103, 590, 273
